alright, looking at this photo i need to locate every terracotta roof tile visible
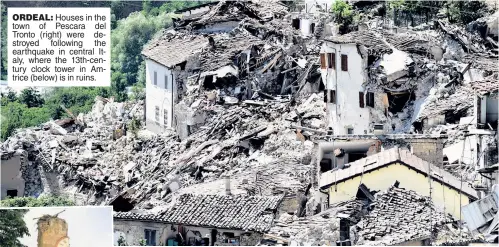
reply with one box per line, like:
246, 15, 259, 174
141, 33, 208, 68
114, 193, 283, 232
324, 31, 393, 56
319, 148, 477, 198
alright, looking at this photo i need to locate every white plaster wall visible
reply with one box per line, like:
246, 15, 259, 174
480, 97, 487, 124
145, 59, 176, 133
300, 19, 311, 36
0, 155, 25, 199
321, 42, 370, 135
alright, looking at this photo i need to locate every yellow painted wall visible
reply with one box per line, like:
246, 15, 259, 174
327, 163, 471, 218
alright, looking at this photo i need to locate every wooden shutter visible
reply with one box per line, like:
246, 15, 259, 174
359, 92, 365, 108
328, 53, 336, 69
320, 53, 326, 69
153, 71, 157, 85
341, 54, 348, 71
367, 92, 375, 107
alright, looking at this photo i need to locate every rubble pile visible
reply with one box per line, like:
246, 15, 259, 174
354, 186, 449, 245
0, 90, 325, 209
265, 199, 363, 246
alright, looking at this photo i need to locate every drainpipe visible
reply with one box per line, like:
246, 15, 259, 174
171, 70, 174, 130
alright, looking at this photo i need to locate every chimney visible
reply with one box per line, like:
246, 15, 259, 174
224, 176, 232, 196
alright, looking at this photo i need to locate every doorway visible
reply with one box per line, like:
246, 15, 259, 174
6, 189, 18, 198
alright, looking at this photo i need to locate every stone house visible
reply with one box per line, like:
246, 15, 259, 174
319, 147, 478, 218
114, 193, 283, 246
0, 150, 26, 199
141, 34, 208, 135
320, 31, 394, 135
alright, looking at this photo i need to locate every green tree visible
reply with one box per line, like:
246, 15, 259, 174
1, 3, 7, 80
332, 0, 357, 34
446, 0, 490, 24
19, 88, 44, 108
1, 88, 18, 106
0, 209, 30, 247
0, 195, 75, 207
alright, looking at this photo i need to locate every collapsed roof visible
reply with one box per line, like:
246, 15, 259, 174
323, 31, 393, 56
141, 32, 208, 68
175, 0, 289, 30
355, 186, 451, 245
200, 31, 265, 72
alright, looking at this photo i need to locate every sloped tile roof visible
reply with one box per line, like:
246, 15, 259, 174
141, 33, 208, 68
324, 31, 393, 56
319, 147, 478, 198
114, 193, 283, 232
467, 77, 499, 96
355, 186, 449, 245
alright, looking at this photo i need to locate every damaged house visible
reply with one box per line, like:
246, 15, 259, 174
471, 77, 498, 131
265, 185, 477, 246
142, 33, 208, 134
0, 150, 27, 199
319, 147, 478, 218
320, 31, 394, 135
114, 193, 283, 246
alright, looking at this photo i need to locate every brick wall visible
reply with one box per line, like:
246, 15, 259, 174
380, 138, 444, 165
406, 138, 444, 165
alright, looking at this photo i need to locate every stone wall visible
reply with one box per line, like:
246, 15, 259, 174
381, 138, 444, 165
0, 150, 26, 199
407, 138, 444, 165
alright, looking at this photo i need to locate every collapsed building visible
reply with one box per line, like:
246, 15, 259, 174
264, 185, 479, 246
144, 0, 322, 140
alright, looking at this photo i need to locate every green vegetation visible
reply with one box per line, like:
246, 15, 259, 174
0, 1, 208, 140
0, 195, 75, 207
0, 209, 29, 247
331, 0, 359, 34
445, 0, 491, 24
1, 87, 109, 140
110, 10, 177, 101
383, 0, 493, 26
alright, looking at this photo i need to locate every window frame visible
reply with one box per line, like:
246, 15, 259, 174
328, 53, 336, 69
325, 89, 336, 104
366, 92, 375, 107
144, 229, 157, 246
320, 53, 326, 69
153, 71, 157, 86
341, 54, 348, 71
359, 92, 365, 108
155, 106, 160, 122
